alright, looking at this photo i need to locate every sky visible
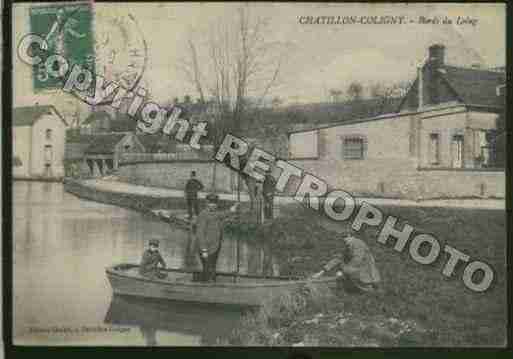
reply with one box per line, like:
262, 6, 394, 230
13, 2, 506, 110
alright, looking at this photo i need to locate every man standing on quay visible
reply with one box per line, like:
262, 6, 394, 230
263, 169, 276, 220
185, 170, 204, 220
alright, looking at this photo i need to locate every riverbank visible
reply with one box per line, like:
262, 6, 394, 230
14, 176, 63, 182
64, 179, 507, 346
226, 203, 507, 347
63, 179, 235, 230
70, 178, 505, 210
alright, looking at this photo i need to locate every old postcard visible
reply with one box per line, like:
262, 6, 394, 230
10, 2, 506, 347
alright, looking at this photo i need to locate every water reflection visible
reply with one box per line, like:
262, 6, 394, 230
105, 295, 249, 345
14, 181, 278, 345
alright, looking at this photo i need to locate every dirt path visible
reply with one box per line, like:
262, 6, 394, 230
83, 179, 505, 210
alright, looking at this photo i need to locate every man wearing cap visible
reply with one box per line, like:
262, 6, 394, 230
193, 193, 226, 282
311, 235, 381, 293
185, 171, 204, 220
139, 239, 167, 279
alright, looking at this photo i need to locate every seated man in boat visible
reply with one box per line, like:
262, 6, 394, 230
193, 193, 226, 282
312, 235, 381, 293
139, 239, 168, 279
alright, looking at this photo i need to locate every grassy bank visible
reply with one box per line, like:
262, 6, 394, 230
227, 203, 507, 347
63, 180, 506, 346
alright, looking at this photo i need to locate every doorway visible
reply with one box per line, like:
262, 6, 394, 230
44, 145, 53, 177
451, 135, 464, 168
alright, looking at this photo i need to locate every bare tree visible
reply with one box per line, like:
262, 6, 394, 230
178, 5, 289, 208
346, 81, 364, 101
329, 89, 343, 103
271, 96, 283, 108
369, 80, 413, 114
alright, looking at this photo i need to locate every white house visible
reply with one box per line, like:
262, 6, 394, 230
13, 105, 68, 180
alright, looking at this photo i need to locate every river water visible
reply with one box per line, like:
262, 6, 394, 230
13, 181, 278, 346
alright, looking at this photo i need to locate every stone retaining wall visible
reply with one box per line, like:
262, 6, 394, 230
117, 160, 238, 193
63, 179, 234, 223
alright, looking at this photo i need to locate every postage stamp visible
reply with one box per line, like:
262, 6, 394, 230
9, 1, 507, 350
29, 3, 94, 91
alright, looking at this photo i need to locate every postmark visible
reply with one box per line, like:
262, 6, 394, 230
92, 12, 148, 99
29, 3, 147, 100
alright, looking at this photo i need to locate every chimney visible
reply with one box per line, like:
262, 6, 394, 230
428, 44, 445, 68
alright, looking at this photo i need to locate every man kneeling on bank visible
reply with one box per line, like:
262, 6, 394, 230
312, 235, 381, 293
139, 239, 167, 279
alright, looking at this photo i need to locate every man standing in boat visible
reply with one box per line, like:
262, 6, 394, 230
312, 235, 381, 293
139, 239, 167, 279
193, 193, 226, 282
185, 171, 204, 220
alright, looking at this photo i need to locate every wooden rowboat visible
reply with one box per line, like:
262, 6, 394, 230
106, 264, 337, 307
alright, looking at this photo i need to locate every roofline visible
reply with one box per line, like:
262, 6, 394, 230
397, 63, 505, 116
443, 64, 507, 76
83, 133, 128, 155
397, 77, 418, 112
50, 106, 69, 126
438, 75, 465, 104
287, 111, 411, 135
13, 105, 68, 127
287, 103, 471, 135
129, 133, 147, 152
466, 104, 504, 113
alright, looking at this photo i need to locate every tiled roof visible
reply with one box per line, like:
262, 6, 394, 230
66, 130, 98, 143
283, 97, 403, 124
110, 115, 137, 132
135, 134, 179, 153
441, 65, 505, 109
84, 134, 126, 155
65, 131, 99, 159
65, 143, 92, 160
82, 111, 111, 125
13, 105, 66, 127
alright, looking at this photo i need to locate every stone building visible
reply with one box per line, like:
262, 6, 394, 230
80, 111, 137, 134
287, 44, 505, 199
63, 132, 97, 178
13, 105, 68, 180
82, 133, 145, 177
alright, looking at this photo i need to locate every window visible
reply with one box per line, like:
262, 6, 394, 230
451, 135, 464, 168
13, 156, 23, 167
429, 133, 440, 164
289, 130, 318, 159
44, 164, 52, 177
46, 129, 52, 140
475, 130, 492, 166
343, 136, 365, 160
44, 145, 53, 163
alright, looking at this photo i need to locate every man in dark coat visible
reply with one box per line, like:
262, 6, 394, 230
185, 171, 204, 220
139, 239, 167, 279
193, 193, 226, 282
262, 170, 276, 220
312, 235, 381, 293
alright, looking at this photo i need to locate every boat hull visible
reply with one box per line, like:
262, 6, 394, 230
106, 264, 337, 307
